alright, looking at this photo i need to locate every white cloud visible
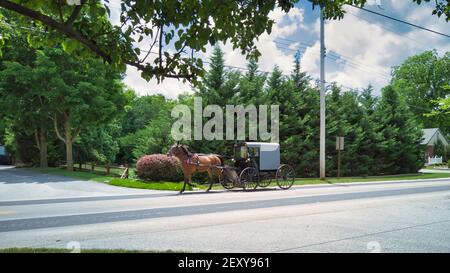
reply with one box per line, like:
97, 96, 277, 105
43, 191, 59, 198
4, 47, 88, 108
123, 66, 194, 99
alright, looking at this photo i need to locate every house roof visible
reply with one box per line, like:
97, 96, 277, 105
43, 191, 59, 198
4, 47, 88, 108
421, 128, 449, 145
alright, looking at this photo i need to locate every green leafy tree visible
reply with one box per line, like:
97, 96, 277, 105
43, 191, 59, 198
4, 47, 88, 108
0, 0, 297, 84
118, 94, 175, 162
0, 61, 52, 167
128, 115, 173, 160
32, 48, 126, 171
0, 30, 54, 167
121, 94, 170, 135
392, 51, 450, 135
74, 121, 122, 166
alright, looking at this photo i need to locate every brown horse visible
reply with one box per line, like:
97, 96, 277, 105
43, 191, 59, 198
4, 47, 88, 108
167, 144, 224, 194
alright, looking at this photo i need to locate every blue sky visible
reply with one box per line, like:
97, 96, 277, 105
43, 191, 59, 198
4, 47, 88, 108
109, 0, 449, 98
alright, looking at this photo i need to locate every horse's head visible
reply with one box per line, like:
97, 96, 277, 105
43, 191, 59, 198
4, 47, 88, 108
167, 143, 191, 158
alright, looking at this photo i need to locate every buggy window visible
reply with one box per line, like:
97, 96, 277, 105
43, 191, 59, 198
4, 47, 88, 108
249, 147, 259, 157
240, 146, 248, 158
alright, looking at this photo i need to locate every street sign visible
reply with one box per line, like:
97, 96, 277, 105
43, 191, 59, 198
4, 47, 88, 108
336, 137, 344, 151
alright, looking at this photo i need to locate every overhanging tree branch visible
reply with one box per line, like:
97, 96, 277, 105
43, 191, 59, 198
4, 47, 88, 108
65, 0, 86, 27
0, 0, 111, 62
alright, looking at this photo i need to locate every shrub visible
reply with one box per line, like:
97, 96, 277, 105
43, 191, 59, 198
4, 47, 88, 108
136, 154, 183, 182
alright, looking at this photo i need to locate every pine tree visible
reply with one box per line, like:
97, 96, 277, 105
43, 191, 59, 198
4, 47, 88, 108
291, 50, 310, 91
199, 46, 229, 106
237, 58, 266, 105
279, 55, 320, 177
373, 86, 424, 174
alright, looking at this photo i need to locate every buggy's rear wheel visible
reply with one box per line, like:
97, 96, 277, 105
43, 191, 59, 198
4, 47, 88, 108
276, 164, 295, 190
240, 167, 259, 191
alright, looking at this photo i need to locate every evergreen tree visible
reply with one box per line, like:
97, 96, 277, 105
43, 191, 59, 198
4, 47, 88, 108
373, 86, 424, 174
199, 46, 232, 106
356, 86, 382, 175
237, 57, 266, 105
434, 138, 445, 158
279, 55, 320, 177
291, 50, 310, 91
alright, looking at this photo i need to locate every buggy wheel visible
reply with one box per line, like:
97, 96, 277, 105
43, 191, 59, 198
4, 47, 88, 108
276, 164, 295, 190
240, 167, 259, 191
219, 173, 234, 190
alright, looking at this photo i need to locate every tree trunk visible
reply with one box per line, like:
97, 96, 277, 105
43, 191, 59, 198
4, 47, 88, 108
39, 130, 48, 168
34, 128, 48, 168
66, 141, 73, 171
65, 119, 73, 172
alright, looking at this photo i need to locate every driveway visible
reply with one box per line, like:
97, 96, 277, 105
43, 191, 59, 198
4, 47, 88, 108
0, 165, 172, 202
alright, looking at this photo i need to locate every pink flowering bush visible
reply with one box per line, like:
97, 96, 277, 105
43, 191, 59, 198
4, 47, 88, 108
136, 154, 183, 182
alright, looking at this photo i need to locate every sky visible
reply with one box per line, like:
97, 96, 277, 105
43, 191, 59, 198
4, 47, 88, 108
107, 0, 450, 99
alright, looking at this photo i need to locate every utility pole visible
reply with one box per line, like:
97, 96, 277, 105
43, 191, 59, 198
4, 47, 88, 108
319, 8, 326, 180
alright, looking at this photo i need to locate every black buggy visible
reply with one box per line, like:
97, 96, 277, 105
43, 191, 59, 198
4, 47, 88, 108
219, 142, 295, 191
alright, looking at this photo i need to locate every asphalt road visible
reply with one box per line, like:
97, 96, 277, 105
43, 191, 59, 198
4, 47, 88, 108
1, 166, 450, 252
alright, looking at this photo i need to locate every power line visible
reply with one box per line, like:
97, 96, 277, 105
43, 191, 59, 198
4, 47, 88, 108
350, 5, 450, 38
345, 10, 446, 55
270, 38, 392, 80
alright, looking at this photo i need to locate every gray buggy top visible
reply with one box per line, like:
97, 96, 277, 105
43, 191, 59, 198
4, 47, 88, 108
241, 142, 280, 171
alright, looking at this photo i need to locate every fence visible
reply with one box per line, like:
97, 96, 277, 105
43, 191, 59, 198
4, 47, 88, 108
75, 162, 131, 178
427, 156, 443, 165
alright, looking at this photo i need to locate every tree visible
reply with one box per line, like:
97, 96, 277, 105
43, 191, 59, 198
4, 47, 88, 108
126, 115, 173, 160
391, 51, 450, 135
0, 0, 294, 84
277, 57, 320, 177
0, 61, 52, 167
33, 48, 126, 171
291, 50, 310, 91
238, 58, 267, 106
426, 85, 450, 136
357, 85, 382, 175
0, 30, 53, 167
119, 94, 175, 162
121, 94, 170, 135
198, 46, 237, 106
2, 1, 443, 85
433, 138, 446, 158
373, 86, 424, 174
74, 121, 122, 167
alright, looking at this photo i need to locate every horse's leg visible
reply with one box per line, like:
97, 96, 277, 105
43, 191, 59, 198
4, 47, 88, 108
187, 173, 194, 191
206, 169, 214, 192
179, 173, 188, 194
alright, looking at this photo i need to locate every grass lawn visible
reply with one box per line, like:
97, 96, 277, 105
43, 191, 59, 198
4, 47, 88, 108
291, 172, 450, 186
25, 167, 450, 192
0, 247, 186, 253
109, 178, 207, 191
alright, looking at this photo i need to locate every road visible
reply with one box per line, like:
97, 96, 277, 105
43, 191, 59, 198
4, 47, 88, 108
1, 166, 450, 252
